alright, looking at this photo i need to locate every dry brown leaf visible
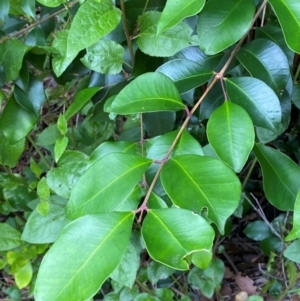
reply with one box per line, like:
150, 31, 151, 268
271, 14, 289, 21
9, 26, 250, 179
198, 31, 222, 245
224, 266, 235, 279
235, 272, 257, 295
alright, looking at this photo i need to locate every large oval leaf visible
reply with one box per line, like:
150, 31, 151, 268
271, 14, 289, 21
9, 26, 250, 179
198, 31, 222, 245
35, 212, 134, 301
142, 208, 214, 270
105, 72, 185, 114
236, 39, 290, 94
225, 77, 281, 131
268, 0, 300, 53
67, 153, 152, 219
197, 0, 255, 55
160, 155, 241, 232
157, 0, 205, 35
253, 144, 300, 211
156, 59, 213, 94
207, 101, 255, 173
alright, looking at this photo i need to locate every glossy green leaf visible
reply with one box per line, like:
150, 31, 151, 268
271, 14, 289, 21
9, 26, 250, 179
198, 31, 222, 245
156, 59, 213, 93
15, 261, 33, 289
138, 12, 196, 57
207, 101, 255, 173
286, 190, 300, 241
67, 153, 152, 219
244, 221, 273, 241
106, 72, 184, 114
236, 39, 290, 94
253, 144, 300, 210
284, 239, 300, 263
161, 155, 241, 232
35, 212, 134, 301
36, 0, 64, 7
225, 77, 281, 131
22, 204, 70, 244
54, 136, 68, 162
142, 208, 214, 270
110, 242, 139, 288
197, 0, 255, 55
65, 87, 101, 121
81, 40, 124, 74
0, 39, 29, 81
191, 249, 212, 270
0, 223, 22, 251
157, 0, 205, 35
268, 0, 300, 53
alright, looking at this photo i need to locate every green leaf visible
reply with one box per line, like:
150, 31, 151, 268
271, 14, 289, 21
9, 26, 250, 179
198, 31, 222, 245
0, 223, 22, 251
106, 72, 185, 114
66, 153, 152, 219
65, 87, 101, 121
81, 40, 124, 74
15, 261, 33, 289
286, 190, 300, 241
243, 221, 273, 241
37, 177, 50, 201
54, 136, 68, 162
236, 39, 290, 94
35, 212, 134, 301
191, 249, 212, 270
268, 0, 300, 53
147, 261, 174, 284
133, 293, 160, 301
197, 0, 255, 55
156, 59, 213, 94
157, 0, 205, 35
110, 242, 139, 288
225, 77, 281, 131
284, 239, 300, 263
253, 144, 300, 210
161, 155, 241, 232
207, 101, 255, 173
37, 201, 50, 217
22, 204, 70, 244
57, 114, 67, 135
21, 0, 35, 18
142, 208, 215, 270
36, 0, 64, 7
138, 12, 196, 57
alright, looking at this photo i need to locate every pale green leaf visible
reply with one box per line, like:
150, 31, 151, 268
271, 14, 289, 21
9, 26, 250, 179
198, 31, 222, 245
286, 190, 300, 241
142, 208, 215, 270
207, 101, 255, 173
54, 136, 68, 162
105, 72, 185, 114
34, 212, 134, 301
157, 0, 205, 35
57, 114, 67, 135
15, 261, 33, 289
284, 239, 300, 263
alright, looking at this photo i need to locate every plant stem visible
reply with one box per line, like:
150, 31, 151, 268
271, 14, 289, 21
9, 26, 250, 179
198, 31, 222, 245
27, 135, 52, 169
241, 158, 257, 190
135, 279, 153, 295
120, 0, 135, 65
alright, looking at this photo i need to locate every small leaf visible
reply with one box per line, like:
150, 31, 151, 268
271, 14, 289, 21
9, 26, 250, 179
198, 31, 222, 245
15, 261, 33, 289
81, 40, 124, 74
197, 0, 255, 55
34, 212, 134, 301
0, 223, 22, 251
57, 114, 67, 135
142, 208, 214, 270
207, 101, 255, 173
192, 250, 212, 270
106, 72, 185, 114
54, 136, 68, 162
267, 0, 300, 53
253, 144, 300, 210
147, 261, 174, 284
285, 190, 300, 241
37, 177, 50, 201
156, 59, 213, 94
37, 201, 50, 217
157, 0, 205, 35
284, 239, 300, 263
36, 0, 64, 7
244, 221, 273, 241
161, 155, 241, 232
67, 153, 152, 219
225, 77, 281, 131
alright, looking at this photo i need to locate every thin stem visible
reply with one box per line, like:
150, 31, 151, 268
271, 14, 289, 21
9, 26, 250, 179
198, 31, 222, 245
120, 0, 135, 65
27, 135, 52, 169
135, 279, 153, 295
241, 158, 257, 190
0, 0, 80, 44
142, 0, 150, 15
293, 62, 300, 84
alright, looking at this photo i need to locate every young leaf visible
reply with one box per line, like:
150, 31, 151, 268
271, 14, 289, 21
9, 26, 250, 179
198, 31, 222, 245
253, 144, 300, 210
15, 261, 33, 289
268, 0, 300, 53
207, 101, 255, 173
35, 212, 134, 301
283, 239, 300, 263
236, 39, 290, 94
37, 177, 50, 201
286, 190, 300, 241
142, 208, 214, 270
197, 0, 255, 55
156, 59, 213, 94
157, 0, 205, 35
54, 136, 68, 162
138, 12, 196, 57
105, 72, 185, 114
225, 77, 281, 131
81, 40, 124, 74
160, 155, 241, 232
0, 223, 22, 251
66, 153, 152, 220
